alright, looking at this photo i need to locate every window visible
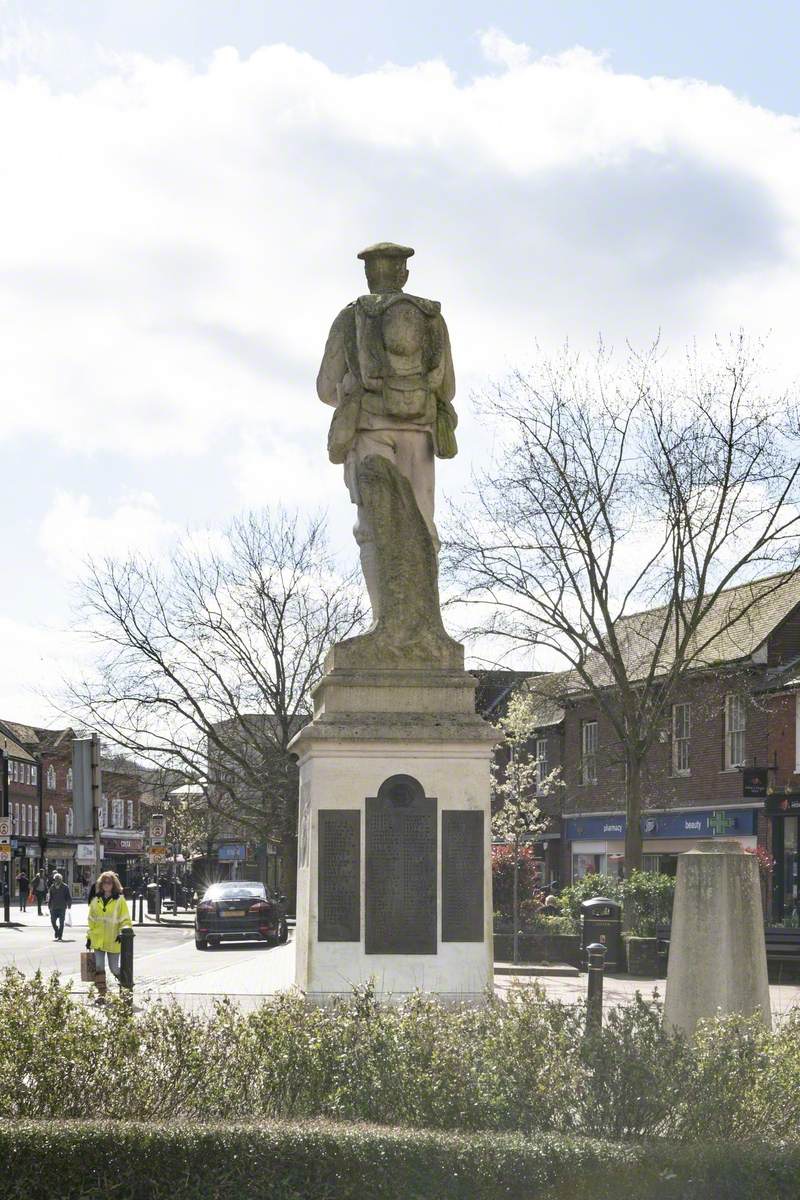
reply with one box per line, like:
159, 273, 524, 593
795, 694, 800, 774
127, 800, 134, 829
65, 808, 74, 835
66, 768, 73, 791
581, 721, 598, 784
11, 761, 17, 783
46, 806, 57, 835
46, 765, 56, 790
31, 765, 37, 786
535, 737, 549, 792
672, 703, 691, 775
34, 807, 39, 837
112, 797, 124, 828
99, 796, 108, 830
725, 694, 746, 769
27, 805, 32, 837
13, 803, 19, 835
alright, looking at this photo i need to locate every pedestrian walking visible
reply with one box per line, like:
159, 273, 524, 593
47, 872, 72, 940
33, 869, 47, 915
16, 869, 29, 912
86, 870, 132, 1003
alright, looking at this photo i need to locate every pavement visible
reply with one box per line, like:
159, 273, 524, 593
2, 909, 799, 1021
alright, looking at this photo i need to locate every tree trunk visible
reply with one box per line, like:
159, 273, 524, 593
512, 835, 520, 965
623, 756, 643, 931
624, 755, 643, 874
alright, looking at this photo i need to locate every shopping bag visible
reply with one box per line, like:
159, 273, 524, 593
65, 909, 72, 927
80, 951, 96, 982
27, 891, 34, 904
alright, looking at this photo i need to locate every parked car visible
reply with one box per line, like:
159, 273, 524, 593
194, 881, 288, 950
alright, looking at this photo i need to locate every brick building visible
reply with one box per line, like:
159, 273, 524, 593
492, 573, 800, 921
0, 721, 147, 896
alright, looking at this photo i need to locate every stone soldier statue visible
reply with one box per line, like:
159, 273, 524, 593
317, 243, 457, 619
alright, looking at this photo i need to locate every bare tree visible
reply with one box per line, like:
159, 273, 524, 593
62, 510, 366, 897
447, 336, 800, 875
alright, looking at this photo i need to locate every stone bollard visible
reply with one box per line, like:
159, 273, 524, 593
664, 839, 770, 1036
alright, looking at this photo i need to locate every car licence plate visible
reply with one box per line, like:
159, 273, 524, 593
222, 909, 246, 917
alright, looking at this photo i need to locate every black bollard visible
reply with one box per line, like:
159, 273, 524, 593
119, 926, 135, 991
585, 942, 606, 1037
136, 892, 144, 926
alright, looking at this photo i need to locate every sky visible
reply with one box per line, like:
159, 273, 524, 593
2, 1, 800, 723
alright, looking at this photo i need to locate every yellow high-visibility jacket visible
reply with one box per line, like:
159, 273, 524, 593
88, 893, 132, 953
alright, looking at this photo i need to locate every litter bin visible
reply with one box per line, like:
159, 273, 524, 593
580, 897, 622, 970
146, 882, 161, 917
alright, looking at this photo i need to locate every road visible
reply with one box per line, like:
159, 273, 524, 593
3, 909, 799, 1021
0, 904, 294, 1011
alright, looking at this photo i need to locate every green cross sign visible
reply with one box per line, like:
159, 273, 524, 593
708, 811, 735, 836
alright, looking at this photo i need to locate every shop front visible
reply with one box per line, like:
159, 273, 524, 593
765, 795, 800, 923
565, 806, 761, 881
45, 844, 75, 888
100, 834, 146, 888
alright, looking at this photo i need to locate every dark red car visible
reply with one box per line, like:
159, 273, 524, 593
194, 881, 288, 949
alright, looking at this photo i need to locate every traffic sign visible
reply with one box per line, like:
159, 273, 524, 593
0, 843, 10, 863
0, 817, 10, 840
150, 814, 166, 843
148, 844, 167, 864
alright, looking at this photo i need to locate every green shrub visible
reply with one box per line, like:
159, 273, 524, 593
0, 1120, 799, 1200
559, 871, 675, 936
0, 968, 798, 1147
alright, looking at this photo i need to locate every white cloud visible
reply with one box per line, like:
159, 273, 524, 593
479, 28, 531, 71
0, 614, 89, 727
0, 35, 797, 471
38, 491, 178, 576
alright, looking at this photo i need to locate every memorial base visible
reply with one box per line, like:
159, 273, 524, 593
289, 662, 499, 1003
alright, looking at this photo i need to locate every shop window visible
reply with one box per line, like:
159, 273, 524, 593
580, 721, 598, 785
573, 852, 604, 879
46, 765, 56, 790
66, 768, 73, 792
725, 694, 746, 769
672, 703, 691, 775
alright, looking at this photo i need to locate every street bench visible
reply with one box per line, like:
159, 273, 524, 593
764, 927, 800, 981
655, 925, 800, 979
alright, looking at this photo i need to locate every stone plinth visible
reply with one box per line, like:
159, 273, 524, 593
663, 840, 770, 1036
290, 665, 498, 1002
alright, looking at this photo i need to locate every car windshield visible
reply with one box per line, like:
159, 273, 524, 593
203, 883, 267, 901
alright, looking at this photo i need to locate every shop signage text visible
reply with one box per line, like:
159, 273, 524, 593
103, 836, 144, 854
218, 844, 246, 862
565, 808, 759, 841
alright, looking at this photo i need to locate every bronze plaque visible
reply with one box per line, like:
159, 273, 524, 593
318, 809, 360, 942
365, 775, 437, 955
442, 810, 484, 942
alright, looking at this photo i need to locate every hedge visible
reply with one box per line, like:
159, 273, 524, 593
0, 1120, 798, 1200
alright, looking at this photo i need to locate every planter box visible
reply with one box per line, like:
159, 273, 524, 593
626, 936, 658, 977
493, 931, 581, 967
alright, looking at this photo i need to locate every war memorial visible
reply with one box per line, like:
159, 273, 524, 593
290, 243, 498, 1000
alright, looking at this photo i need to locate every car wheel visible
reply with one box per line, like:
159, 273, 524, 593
195, 935, 208, 950
278, 918, 289, 944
